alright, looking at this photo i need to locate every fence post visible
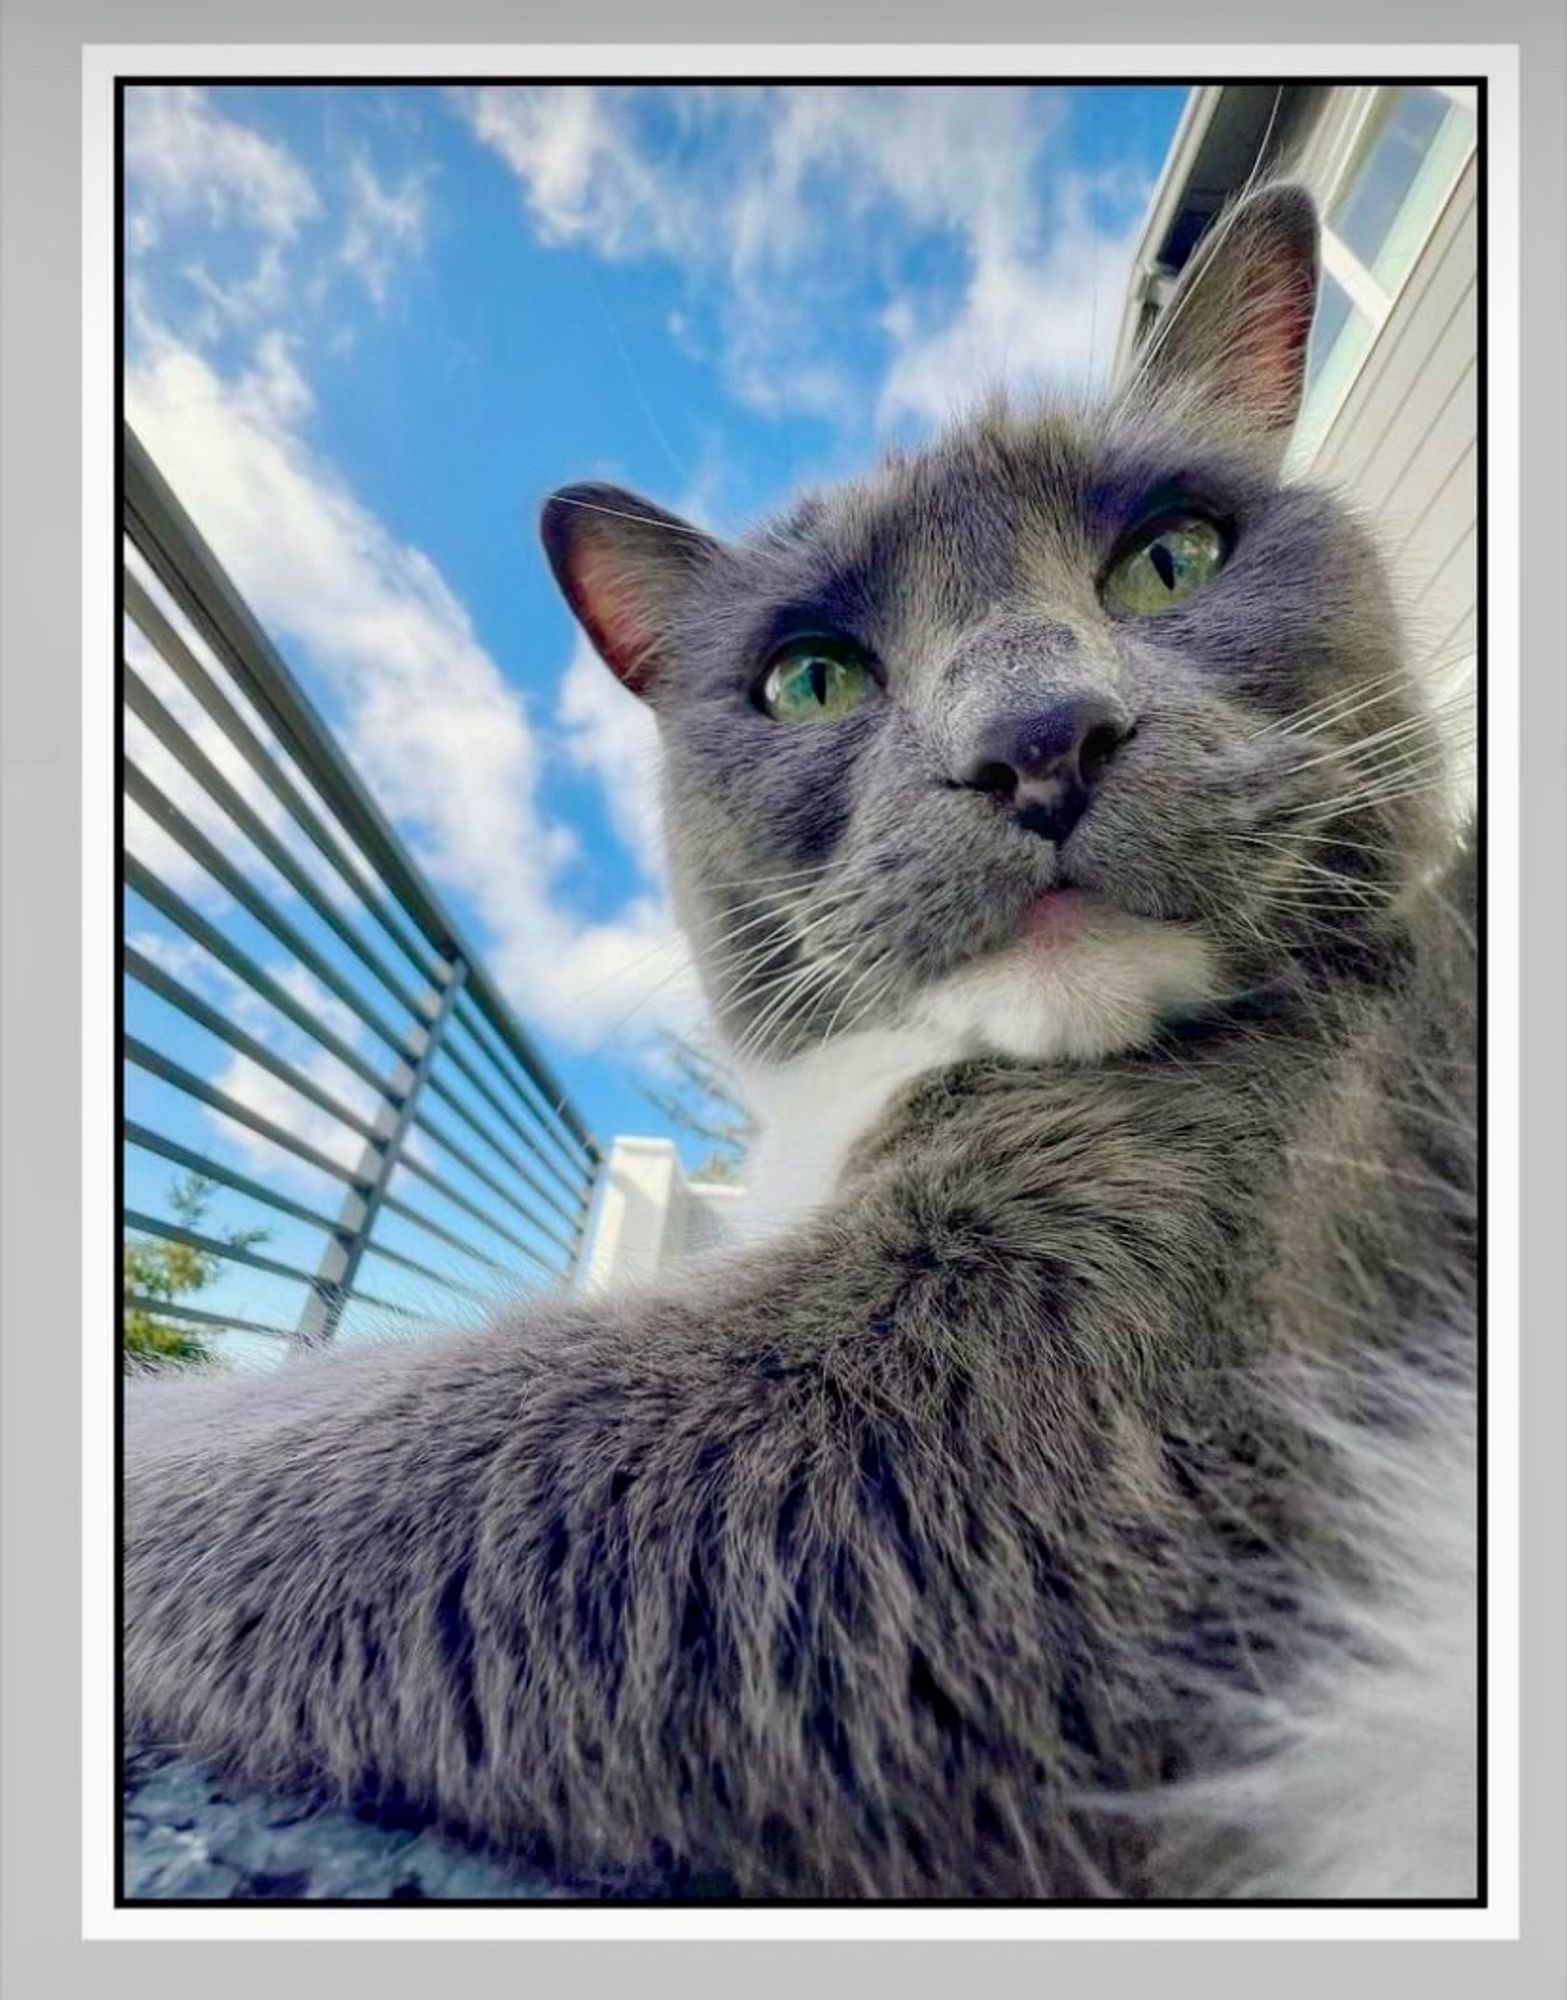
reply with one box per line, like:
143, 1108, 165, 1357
297, 956, 468, 1342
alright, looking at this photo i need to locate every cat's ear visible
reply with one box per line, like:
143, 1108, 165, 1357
540, 482, 719, 700
1124, 183, 1319, 461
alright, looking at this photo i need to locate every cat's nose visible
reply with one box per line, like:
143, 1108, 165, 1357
958, 696, 1134, 844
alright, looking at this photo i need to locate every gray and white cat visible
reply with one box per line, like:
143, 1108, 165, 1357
123, 185, 1478, 1900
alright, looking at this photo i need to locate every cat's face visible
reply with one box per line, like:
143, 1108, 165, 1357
543, 188, 1446, 1068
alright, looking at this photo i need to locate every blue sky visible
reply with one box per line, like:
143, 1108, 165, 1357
121, 81, 1187, 1335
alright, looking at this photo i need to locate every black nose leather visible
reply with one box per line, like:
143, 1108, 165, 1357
960, 696, 1133, 844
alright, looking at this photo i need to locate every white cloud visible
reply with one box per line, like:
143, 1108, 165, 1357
125, 319, 702, 1049
210, 1051, 370, 1179
454, 84, 1150, 428
340, 153, 431, 306
126, 929, 215, 988
122, 579, 358, 923
877, 171, 1151, 428
124, 87, 319, 344
122, 617, 247, 911
178, 242, 293, 338
555, 632, 667, 879
126, 924, 376, 1189
271, 961, 376, 1054
237, 327, 315, 424
125, 85, 320, 250
126, 89, 432, 344
460, 85, 697, 259
726, 85, 1052, 275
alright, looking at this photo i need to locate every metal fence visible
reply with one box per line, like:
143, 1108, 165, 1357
121, 423, 601, 1351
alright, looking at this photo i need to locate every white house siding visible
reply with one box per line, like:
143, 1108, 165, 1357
579, 1137, 744, 1292
1305, 156, 1480, 729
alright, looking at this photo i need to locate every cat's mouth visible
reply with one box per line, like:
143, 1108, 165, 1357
918, 889, 1222, 1064
1019, 885, 1091, 948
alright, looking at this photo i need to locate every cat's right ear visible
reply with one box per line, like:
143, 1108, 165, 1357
540, 482, 718, 701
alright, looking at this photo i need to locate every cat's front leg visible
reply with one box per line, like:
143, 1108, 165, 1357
124, 1069, 1257, 1897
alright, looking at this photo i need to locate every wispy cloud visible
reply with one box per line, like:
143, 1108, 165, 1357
460, 84, 696, 259
454, 84, 1151, 428
554, 632, 666, 879
126, 87, 435, 344
877, 166, 1153, 429
125, 85, 322, 248
124, 85, 320, 342
339, 153, 432, 306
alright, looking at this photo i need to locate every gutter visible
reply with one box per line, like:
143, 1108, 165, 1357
1111, 85, 1225, 383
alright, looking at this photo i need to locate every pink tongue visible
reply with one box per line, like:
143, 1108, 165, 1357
1022, 888, 1086, 947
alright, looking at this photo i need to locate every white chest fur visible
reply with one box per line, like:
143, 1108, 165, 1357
731, 907, 1217, 1239
733, 1020, 966, 1238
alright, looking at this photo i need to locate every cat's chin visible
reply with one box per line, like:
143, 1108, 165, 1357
734, 903, 1222, 1239
914, 899, 1219, 1064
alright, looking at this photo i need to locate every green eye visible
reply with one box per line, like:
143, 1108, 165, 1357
1104, 515, 1229, 615
759, 641, 879, 723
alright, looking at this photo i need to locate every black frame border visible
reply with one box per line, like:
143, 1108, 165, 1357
110, 69, 1490, 1915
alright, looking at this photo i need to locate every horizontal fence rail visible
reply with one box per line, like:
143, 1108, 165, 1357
121, 422, 601, 1356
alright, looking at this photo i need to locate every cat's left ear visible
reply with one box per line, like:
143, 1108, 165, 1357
1121, 183, 1320, 464
540, 482, 720, 701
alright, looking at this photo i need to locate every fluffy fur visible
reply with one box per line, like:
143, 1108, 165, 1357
123, 186, 1478, 1899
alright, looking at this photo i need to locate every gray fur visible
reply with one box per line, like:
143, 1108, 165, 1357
124, 186, 1477, 1898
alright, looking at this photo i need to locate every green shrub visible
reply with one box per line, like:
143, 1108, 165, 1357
122, 1171, 269, 1371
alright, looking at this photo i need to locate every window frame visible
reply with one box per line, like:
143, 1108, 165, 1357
1289, 83, 1478, 470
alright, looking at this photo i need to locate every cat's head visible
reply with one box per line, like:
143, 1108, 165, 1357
542, 186, 1449, 1069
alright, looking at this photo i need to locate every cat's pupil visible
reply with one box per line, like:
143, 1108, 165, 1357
1102, 514, 1227, 615
759, 641, 877, 722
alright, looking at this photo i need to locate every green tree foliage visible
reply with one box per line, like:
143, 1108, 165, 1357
122, 1172, 270, 1371
634, 1032, 757, 1183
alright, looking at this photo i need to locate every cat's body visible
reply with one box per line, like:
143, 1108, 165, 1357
122, 186, 1479, 1898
